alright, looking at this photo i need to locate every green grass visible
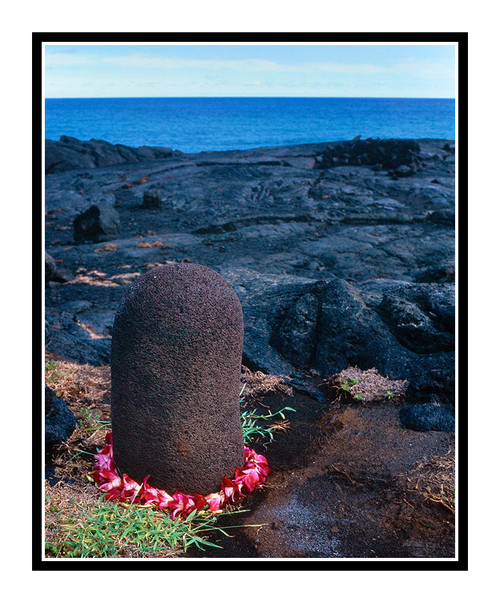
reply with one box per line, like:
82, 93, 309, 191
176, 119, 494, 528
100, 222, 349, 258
45, 498, 248, 558
239, 386, 295, 445
79, 407, 112, 432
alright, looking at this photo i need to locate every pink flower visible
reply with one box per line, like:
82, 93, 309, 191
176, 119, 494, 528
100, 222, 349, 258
221, 476, 240, 502
121, 474, 142, 502
94, 453, 113, 472
244, 447, 267, 464
91, 432, 270, 516
239, 467, 261, 493
142, 476, 174, 510
185, 494, 207, 516
205, 491, 226, 512
96, 469, 122, 491
168, 490, 206, 519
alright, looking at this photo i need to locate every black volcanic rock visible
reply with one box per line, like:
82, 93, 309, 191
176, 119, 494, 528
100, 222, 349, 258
399, 403, 455, 432
45, 252, 70, 284
45, 138, 456, 408
43, 137, 457, 560
45, 385, 78, 452
221, 268, 454, 406
110, 263, 245, 495
73, 203, 120, 243
45, 308, 112, 365
316, 137, 422, 171
142, 188, 163, 208
355, 280, 455, 354
45, 136, 178, 174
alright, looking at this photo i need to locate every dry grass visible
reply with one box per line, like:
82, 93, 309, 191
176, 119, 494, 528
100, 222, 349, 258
94, 243, 118, 252
45, 353, 115, 556
406, 449, 456, 513
324, 367, 408, 404
45, 352, 111, 408
241, 366, 293, 402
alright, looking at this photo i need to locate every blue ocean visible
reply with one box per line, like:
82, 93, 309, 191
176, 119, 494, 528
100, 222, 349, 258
44, 97, 455, 153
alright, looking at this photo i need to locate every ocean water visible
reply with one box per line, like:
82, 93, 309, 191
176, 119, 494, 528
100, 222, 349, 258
44, 97, 455, 153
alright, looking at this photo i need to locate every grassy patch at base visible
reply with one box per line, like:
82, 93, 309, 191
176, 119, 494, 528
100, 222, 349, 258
45, 355, 292, 558
45, 491, 240, 558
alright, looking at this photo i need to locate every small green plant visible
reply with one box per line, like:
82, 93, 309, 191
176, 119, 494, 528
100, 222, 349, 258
239, 385, 295, 445
386, 390, 394, 400
45, 498, 248, 558
353, 394, 364, 402
240, 405, 295, 445
45, 360, 58, 372
348, 377, 360, 385
340, 379, 351, 392
45, 359, 66, 383
79, 407, 112, 432
423, 486, 455, 514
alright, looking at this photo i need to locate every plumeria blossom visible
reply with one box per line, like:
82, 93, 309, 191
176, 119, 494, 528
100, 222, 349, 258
204, 490, 226, 512
91, 432, 270, 519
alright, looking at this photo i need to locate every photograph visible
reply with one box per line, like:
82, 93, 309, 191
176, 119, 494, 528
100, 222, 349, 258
37, 34, 464, 567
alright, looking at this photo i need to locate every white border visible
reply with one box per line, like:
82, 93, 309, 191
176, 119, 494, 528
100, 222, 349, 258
41, 38, 459, 564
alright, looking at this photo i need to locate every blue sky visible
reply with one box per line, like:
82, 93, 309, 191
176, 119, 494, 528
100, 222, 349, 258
44, 43, 456, 98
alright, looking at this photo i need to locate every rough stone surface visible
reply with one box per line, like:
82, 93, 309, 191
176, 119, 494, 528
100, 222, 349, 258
142, 188, 163, 208
315, 137, 422, 170
222, 268, 455, 406
399, 403, 455, 432
45, 137, 455, 407
45, 136, 177, 174
45, 385, 77, 452
110, 262, 245, 494
73, 203, 120, 243
45, 252, 58, 282
45, 252, 72, 284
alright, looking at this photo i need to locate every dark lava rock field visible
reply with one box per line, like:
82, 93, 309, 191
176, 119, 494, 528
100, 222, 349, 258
44, 136, 456, 558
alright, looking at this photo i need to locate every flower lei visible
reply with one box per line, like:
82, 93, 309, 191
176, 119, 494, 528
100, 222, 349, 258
91, 432, 270, 519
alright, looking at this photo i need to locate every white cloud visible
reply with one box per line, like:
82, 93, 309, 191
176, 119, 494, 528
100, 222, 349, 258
105, 54, 391, 75
392, 58, 455, 80
45, 53, 97, 67
45, 51, 389, 75
44, 49, 455, 98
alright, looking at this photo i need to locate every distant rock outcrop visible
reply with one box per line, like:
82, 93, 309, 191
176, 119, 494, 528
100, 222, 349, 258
45, 136, 180, 174
315, 137, 423, 171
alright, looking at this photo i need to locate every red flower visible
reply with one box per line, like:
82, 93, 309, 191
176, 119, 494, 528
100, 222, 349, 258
91, 433, 270, 518
96, 469, 122, 491
121, 474, 142, 503
167, 490, 206, 519
205, 491, 226, 512
239, 467, 261, 493
221, 476, 240, 502
141, 476, 173, 509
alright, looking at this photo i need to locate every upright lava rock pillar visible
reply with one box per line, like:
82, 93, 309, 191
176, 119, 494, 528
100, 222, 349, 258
110, 263, 245, 494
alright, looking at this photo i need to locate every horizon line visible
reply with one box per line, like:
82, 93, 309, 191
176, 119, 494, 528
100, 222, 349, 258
45, 95, 455, 100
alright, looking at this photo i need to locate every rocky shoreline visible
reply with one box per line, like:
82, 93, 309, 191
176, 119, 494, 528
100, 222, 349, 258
45, 135, 455, 408
45, 135, 456, 558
